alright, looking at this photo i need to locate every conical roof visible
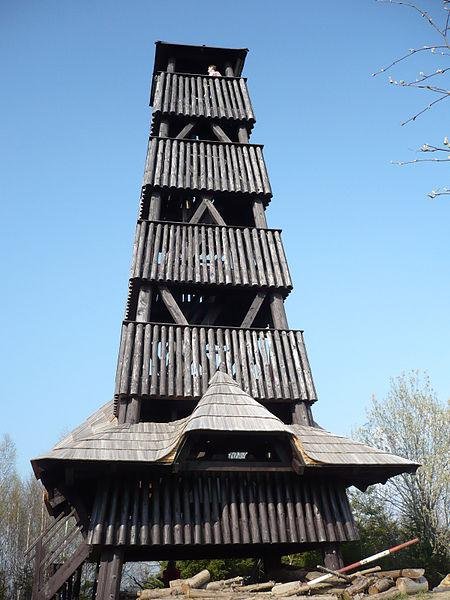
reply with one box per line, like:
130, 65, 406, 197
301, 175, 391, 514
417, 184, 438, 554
183, 371, 291, 434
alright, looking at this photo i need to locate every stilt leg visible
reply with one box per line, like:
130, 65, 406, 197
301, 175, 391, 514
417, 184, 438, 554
322, 543, 344, 570
95, 549, 124, 600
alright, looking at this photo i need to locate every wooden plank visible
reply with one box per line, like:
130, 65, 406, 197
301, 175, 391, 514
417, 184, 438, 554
130, 481, 141, 545
42, 543, 90, 600
183, 477, 192, 544
211, 123, 232, 143
176, 121, 196, 140
140, 481, 149, 545
150, 480, 161, 545
158, 284, 188, 325
240, 292, 266, 328
256, 474, 271, 543
118, 485, 130, 545
237, 475, 250, 544
189, 198, 208, 224
229, 476, 240, 544
275, 475, 288, 543
202, 478, 213, 544
204, 198, 226, 226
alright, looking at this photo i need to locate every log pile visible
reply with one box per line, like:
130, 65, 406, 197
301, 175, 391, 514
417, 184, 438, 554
136, 565, 438, 600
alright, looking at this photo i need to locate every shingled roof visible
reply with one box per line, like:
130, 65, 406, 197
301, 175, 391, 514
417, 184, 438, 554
184, 371, 291, 434
33, 373, 418, 485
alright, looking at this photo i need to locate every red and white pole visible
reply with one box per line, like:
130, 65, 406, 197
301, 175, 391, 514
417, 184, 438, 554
306, 538, 419, 588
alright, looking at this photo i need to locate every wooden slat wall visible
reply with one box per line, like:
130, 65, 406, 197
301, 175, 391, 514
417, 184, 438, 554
153, 73, 255, 122
131, 221, 292, 290
114, 323, 316, 402
87, 473, 358, 547
143, 138, 271, 196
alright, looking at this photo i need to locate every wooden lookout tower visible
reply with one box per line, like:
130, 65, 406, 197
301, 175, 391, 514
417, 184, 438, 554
31, 42, 418, 600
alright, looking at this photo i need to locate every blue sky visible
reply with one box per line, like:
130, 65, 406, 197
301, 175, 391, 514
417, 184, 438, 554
1, 1, 449, 475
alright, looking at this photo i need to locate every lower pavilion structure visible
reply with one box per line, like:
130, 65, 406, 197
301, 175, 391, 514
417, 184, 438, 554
31, 42, 418, 600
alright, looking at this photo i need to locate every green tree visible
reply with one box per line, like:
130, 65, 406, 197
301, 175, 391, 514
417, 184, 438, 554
353, 371, 449, 584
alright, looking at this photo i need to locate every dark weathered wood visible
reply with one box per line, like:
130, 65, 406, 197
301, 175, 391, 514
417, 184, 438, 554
176, 121, 196, 140
211, 123, 232, 143
158, 284, 188, 325
240, 291, 266, 328
42, 543, 90, 600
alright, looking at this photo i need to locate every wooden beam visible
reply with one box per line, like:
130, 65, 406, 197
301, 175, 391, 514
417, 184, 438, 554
211, 123, 232, 143
176, 121, 196, 139
224, 63, 235, 77
241, 291, 266, 328
291, 402, 312, 426
42, 543, 90, 600
148, 191, 162, 220
204, 198, 226, 225
159, 119, 169, 137
136, 286, 152, 322
167, 57, 176, 73
252, 198, 268, 228
158, 284, 189, 325
238, 126, 249, 143
270, 292, 288, 329
189, 198, 208, 224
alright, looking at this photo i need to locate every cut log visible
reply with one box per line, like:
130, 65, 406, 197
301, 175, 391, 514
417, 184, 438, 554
365, 589, 402, 600
272, 581, 310, 596
138, 589, 177, 599
374, 569, 424, 580
238, 581, 274, 592
368, 578, 394, 595
170, 570, 211, 591
395, 576, 428, 595
205, 577, 243, 591
341, 576, 377, 599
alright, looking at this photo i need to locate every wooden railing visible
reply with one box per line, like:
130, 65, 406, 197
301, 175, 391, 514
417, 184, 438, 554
143, 138, 271, 196
131, 221, 292, 290
115, 323, 316, 402
87, 473, 357, 547
153, 72, 255, 122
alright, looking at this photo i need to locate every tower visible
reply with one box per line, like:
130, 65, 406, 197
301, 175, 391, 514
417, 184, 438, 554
31, 43, 417, 600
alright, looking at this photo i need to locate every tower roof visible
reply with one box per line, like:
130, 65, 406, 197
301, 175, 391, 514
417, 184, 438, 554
184, 371, 291, 435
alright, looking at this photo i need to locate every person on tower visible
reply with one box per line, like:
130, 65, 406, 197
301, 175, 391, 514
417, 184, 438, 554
207, 64, 222, 76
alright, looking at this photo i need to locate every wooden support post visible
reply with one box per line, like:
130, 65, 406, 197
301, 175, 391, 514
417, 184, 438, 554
176, 121, 196, 139
158, 284, 189, 325
204, 197, 226, 225
32, 538, 44, 600
148, 191, 162, 221
323, 543, 344, 571
211, 123, 232, 143
189, 198, 208, 224
167, 57, 176, 73
238, 126, 249, 143
224, 63, 235, 77
291, 402, 313, 426
241, 292, 266, 328
252, 198, 268, 228
159, 119, 169, 137
125, 397, 140, 424
42, 543, 90, 600
136, 286, 152, 322
95, 548, 124, 600
270, 292, 288, 329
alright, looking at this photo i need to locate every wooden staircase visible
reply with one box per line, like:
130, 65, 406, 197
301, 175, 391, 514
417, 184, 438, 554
26, 511, 91, 600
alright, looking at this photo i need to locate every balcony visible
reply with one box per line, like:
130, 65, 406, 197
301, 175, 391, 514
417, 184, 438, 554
115, 323, 316, 403
152, 73, 255, 124
143, 138, 271, 197
131, 221, 292, 291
